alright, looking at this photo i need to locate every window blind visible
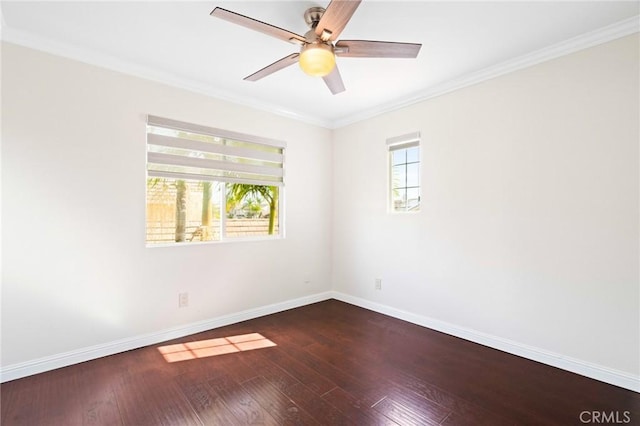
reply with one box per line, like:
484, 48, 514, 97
386, 131, 420, 151
146, 115, 286, 186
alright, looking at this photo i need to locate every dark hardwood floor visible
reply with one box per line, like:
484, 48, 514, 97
2, 299, 639, 425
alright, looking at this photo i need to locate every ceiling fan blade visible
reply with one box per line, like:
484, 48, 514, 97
323, 66, 346, 95
211, 7, 306, 45
244, 53, 300, 82
315, 0, 362, 41
336, 40, 422, 58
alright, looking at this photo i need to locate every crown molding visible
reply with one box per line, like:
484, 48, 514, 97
332, 14, 640, 129
1, 15, 638, 130
0, 26, 333, 129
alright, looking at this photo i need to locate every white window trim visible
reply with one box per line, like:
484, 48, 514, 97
387, 131, 421, 214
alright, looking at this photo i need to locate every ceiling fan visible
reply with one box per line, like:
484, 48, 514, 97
210, 1, 421, 95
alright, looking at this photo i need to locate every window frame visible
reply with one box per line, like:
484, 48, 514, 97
145, 115, 286, 246
387, 131, 421, 214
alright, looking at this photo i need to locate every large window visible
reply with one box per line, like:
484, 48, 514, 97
146, 115, 285, 245
388, 132, 421, 213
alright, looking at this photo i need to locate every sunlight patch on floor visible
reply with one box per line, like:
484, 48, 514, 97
157, 332, 276, 362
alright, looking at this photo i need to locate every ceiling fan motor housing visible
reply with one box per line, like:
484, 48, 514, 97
303, 7, 325, 29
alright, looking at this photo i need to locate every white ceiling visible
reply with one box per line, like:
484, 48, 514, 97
1, 1, 638, 128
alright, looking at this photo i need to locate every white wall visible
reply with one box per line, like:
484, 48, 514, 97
2, 33, 639, 387
1, 42, 333, 367
332, 35, 639, 376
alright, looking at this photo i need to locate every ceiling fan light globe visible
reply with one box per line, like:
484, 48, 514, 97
299, 43, 336, 77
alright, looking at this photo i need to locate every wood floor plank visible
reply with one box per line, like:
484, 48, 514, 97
282, 342, 389, 407
372, 386, 451, 426
114, 368, 201, 426
261, 346, 338, 395
177, 381, 243, 425
236, 350, 302, 391
322, 386, 401, 426
373, 396, 441, 426
281, 382, 357, 426
378, 337, 581, 425
300, 341, 395, 407
242, 375, 320, 425
206, 370, 281, 425
299, 326, 514, 426
2, 365, 122, 426
206, 351, 262, 385
379, 365, 515, 425
264, 321, 324, 348
235, 349, 356, 425
239, 350, 355, 425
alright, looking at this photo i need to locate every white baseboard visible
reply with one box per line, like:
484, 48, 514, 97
330, 291, 639, 393
3, 290, 638, 393
0, 291, 334, 383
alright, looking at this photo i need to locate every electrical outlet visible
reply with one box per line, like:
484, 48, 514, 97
178, 292, 189, 308
375, 278, 382, 290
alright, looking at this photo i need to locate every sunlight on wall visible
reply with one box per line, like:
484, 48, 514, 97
157, 332, 276, 362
